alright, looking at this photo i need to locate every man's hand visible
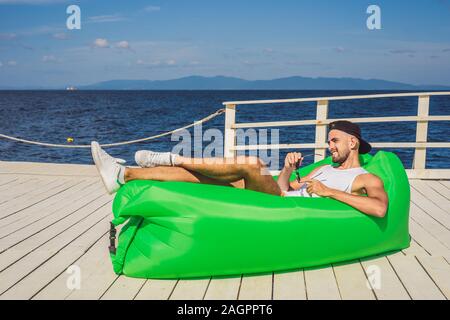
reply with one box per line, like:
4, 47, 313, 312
305, 174, 389, 218
284, 152, 303, 170
304, 179, 333, 197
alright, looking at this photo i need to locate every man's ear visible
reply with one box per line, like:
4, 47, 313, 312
349, 136, 359, 151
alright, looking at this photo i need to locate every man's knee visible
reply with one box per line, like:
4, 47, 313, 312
249, 156, 266, 168
235, 155, 264, 164
236, 156, 265, 175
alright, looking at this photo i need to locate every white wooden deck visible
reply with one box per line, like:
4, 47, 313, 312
0, 160, 449, 300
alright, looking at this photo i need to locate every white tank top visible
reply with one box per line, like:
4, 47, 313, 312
284, 165, 369, 198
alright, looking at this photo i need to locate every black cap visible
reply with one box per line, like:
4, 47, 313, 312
328, 120, 372, 154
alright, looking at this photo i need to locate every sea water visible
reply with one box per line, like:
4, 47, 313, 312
1, 90, 449, 169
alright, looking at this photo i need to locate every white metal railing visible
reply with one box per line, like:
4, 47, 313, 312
222, 92, 450, 179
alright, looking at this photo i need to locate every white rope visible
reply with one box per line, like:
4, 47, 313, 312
0, 108, 225, 148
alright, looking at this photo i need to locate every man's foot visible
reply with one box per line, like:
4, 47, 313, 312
135, 150, 178, 168
91, 141, 126, 194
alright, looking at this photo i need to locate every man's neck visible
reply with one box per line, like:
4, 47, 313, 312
336, 152, 361, 170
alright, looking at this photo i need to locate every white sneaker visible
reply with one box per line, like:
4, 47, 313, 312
91, 141, 125, 194
134, 150, 177, 168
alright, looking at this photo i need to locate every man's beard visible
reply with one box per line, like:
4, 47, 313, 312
331, 150, 350, 164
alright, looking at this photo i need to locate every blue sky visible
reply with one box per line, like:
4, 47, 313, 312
0, 0, 450, 87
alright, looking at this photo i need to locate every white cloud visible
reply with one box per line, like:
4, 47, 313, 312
136, 59, 177, 67
7, 60, 17, 66
42, 55, 59, 63
93, 38, 109, 48
52, 32, 68, 40
389, 49, 416, 54
116, 41, 131, 50
0, 25, 61, 38
0, 33, 17, 40
21, 25, 62, 37
0, 62, 3, 67
144, 5, 160, 12
88, 14, 126, 23
148, 60, 162, 66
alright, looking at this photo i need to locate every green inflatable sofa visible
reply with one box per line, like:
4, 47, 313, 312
109, 151, 410, 279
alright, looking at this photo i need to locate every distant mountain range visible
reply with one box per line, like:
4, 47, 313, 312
77, 75, 450, 90
2, 75, 449, 90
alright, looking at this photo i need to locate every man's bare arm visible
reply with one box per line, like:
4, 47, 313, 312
305, 174, 388, 218
278, 165, 323, 192
277, 166, 294, 192
277, 152, 323, 192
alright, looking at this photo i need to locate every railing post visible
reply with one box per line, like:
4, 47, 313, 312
224, 104, 236, 158
314, 100, 329, 162
413, 95, 430, 170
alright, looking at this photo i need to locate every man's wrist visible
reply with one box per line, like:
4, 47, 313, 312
327, 188, 341, 198
324, 187, 335, 198
282, 166, 294, 173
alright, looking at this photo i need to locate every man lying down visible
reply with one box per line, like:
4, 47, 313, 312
91, 120, 388, 218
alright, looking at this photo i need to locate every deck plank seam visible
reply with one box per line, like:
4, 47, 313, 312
0, 213, 111, 297
0, 179, 88, 221
409, 204, 450, 251
134, 280, 149, 300
409, 218, 449, 252
411, 204, 450, 235
0, 178, 19, 187
0, 172, 99, 178
385, 256, 413, 300
409, 237, 433, 256
29, 230, 109, 300
411, 184, 450, 215
201, 277, 213, 300
62, 234, 114, 300
302, 268, 308, 300
425, 181, 450, 202
414, 256, 449, 300
132, 279, 149, 300
0, 194, 111, 255
438, 181, 450, 191
0, 179, 93, 237
330, 265, 343, 300
236, 275, 243, 300
0, 177, 49, 205
358, 259, 378, 300
444, 256, 450, 265
0, 199, 112, 271
0, 177, 39, 192
0, 180, 100, 237
410, 198, 450, 231
167, 279, 180, 300
98, 275, 120, 300
271, 272, 274, 300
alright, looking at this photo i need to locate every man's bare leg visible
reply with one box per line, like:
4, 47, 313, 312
125, 166, 244, 188
125, 156, 281, 195
139, 155, 281, 195
91, 142, 279, 195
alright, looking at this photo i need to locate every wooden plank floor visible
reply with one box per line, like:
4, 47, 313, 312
0, 161, 449, 300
